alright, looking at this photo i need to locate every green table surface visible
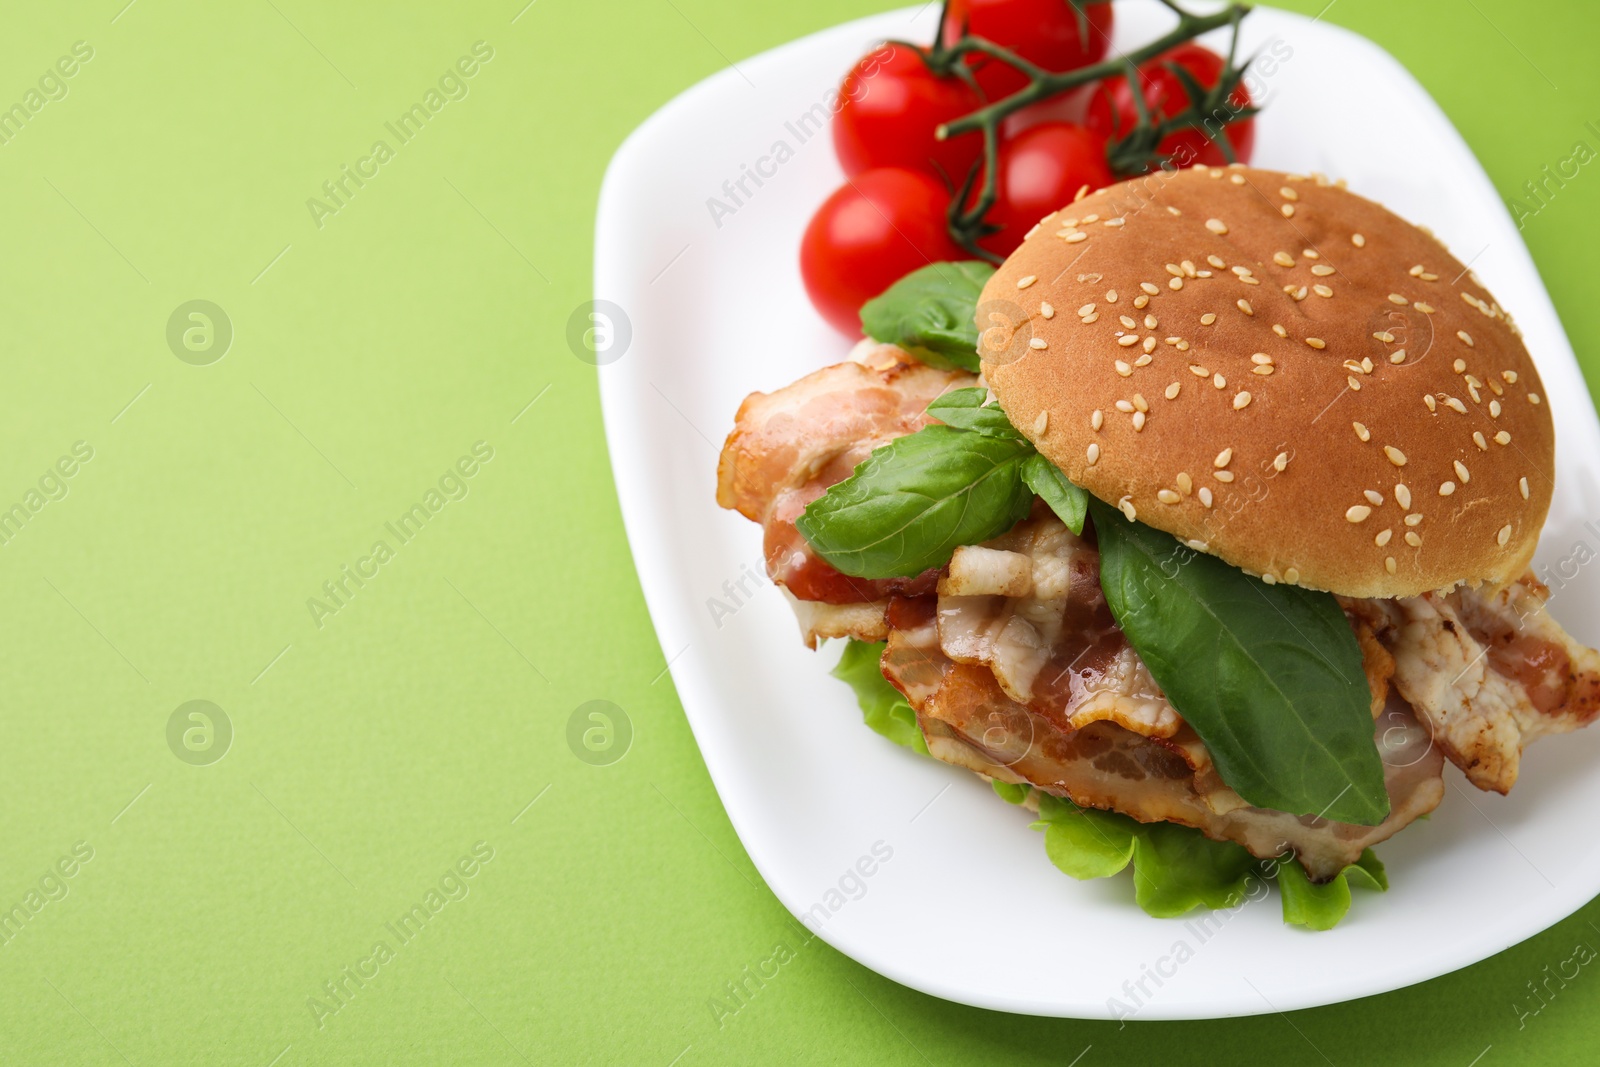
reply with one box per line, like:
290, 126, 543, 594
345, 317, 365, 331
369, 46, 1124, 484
2, 0, 1597, 1063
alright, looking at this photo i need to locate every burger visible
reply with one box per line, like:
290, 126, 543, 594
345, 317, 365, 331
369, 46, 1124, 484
715, 164, 1600, 928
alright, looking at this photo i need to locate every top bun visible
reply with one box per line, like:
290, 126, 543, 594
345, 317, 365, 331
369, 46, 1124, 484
979, 165, 1553, 598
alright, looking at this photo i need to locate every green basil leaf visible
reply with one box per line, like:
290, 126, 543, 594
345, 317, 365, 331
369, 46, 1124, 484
796, 425, 1033, 579
925, 388, 1023, 439
1087, 498, 1389, 826
859, 261, 995, 372
1277, 849, 1387, 930
1021, 453, 1088, 535
830, 640, 928, 754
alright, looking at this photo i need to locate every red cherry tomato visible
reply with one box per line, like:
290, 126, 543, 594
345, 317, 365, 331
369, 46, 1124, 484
974, 123, 1113, 256
833, 43, 985, 181
801, 168, 967, 337
1085, 42, 1255, 170
945, 0, 1114, 100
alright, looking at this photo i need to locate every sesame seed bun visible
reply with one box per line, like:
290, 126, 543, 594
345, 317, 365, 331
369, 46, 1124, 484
979, 165, 1554, 598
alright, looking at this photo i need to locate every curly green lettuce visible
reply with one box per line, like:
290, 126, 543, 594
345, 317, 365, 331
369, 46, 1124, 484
830, 640, 1388, 927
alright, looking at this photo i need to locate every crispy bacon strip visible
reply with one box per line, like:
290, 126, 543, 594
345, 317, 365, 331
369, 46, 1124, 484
716, 346, 974, 609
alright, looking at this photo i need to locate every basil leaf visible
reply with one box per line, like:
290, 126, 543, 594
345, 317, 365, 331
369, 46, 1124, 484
1277, 849, 1387, 930
831, 640, 928, 754
860, 261, 995, 372
796, 425, 1033, 579
1021, 453, 1088, 535
1088, 499, 1389, 826
925, 388, 1023, 439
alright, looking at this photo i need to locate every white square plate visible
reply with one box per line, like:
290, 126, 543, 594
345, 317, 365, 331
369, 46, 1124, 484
596, 0, 1600, 1019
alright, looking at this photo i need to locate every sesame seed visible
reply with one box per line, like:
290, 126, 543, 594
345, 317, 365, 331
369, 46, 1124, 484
1415, 302, 1435, 314
1274, 452, 1289, 472
1273, 324, 1288, 338
1207, 255, 1226, 269
1200, 313, 1218, 326
1133, 411, 1147, 431
1282, 205, 1296, 218
1489, 399, 1502, 417
1121, 315, 1138, 329
1142, 337, 1157, 354
1177, 472, 1193, 494
1446, 397, 1468, 414
1091, 409, 1104, 430
1496, 430, 1512, 445
1134, 295, 1150, 309
1237, 299, 1254, 316
1158, 489, 1180, 504
1520, 477, 1530, 499
1119, 497, 1137, 521
1182, 260, 1197, 277
1081, 313, 1100, 324
1030, 338, 1049, 350
1280, 187, 1299, 201
1375, 529, 1393, 547
1133, 393, 1149, 413
1374, 331, 1396, 343
1066, 232, 1088, 243
1384, 446, 1407, 466
1251, 353, 1273, 365
1165, 381, 1181, 400
1118, 334, 1140, 347
1199, 487, 1214, 507
1034, 411, 1049, 435
1348, 375, 1363, 391
1213, 449, 1232, 469
1262, 573, 1278, 585
1405, 513, 1424, 527
1187, 364, 1210, 378
1211, 372, 1226, 390
1498, 524, 1513, 546
1439, 481, 1456, 496
1307, 337, 1327, 350
1353, 422, 1371, 442
1364, 489, 1384, 506
1285, 568, 1301, 584
1395, 484, 1412, 510
1107, 289, 1119, 303
1166, 263, 1184, 278
1254, 365, 1275, 376
1292, 287, 1309, 302
1454, 460, 1471, 483
1018, 275, 1038, 289
1041, 302, 1056, 319
1206, 218, 1229, 234
1458, 330, 1474, 347
1393, 351, 1409, 366
1347, 505, 1373, 523
1313, 285, 1334, 298
1176, 341, 1190, 351
1233, 391, 1252, 410
1473, 431, 1488, 450
1232, 265, 1253, 277
1087, 443, 1100, 465
1141, 282, 1160, 296
1106, 217, 1126, 227
1453, 359, 1467, 373
1078, 304, 1096, 317
1410, 265, 1425, 277
1230, 174, 1246, 185
1312, 264, 1336, 277
1144, 314, 1158, 329
1215, 470, 1236, 483
1170, 277, 1184, 290
1503, 370, 1520, 384
1082, 214, 1099, 224
1405, 531, 1422, 547
1424, 394, 1438, 412
1362, 357, 1374, 374
1388, 293, 1409, 305
1134, 354, 1153, 367
1385, 556, 1398, 574
1116, 400, 1134, 413
1352, 233, 1366, 247
1274, 252, 1295, 267
1530, 393, 1542, 404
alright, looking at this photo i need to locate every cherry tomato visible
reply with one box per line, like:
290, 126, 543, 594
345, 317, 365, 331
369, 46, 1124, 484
801, 168, 967, 337
974, 123, 1113, 256
1085, 42, 1256, 170
945, 0, 1114, 100
833, 43, 985, 181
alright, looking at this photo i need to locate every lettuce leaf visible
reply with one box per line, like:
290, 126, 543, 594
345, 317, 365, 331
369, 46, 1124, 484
832, 642, 1388, 927
831, 640, 928, 755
